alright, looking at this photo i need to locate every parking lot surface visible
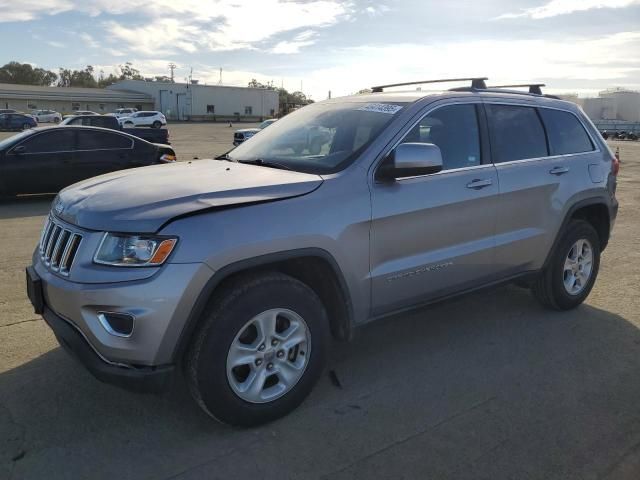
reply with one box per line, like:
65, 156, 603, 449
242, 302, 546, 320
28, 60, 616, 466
1, 124, 640, 479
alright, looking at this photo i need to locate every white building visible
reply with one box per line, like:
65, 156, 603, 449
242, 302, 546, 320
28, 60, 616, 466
583, 88, 640, 122
107, 80, 279, 122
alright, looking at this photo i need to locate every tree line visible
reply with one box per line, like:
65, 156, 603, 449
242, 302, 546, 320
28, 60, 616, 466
247, 78, 313, 114
0, 61, 172, 88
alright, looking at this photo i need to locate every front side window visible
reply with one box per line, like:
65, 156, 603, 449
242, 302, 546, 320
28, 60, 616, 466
399, 104, 481, 171
539, 108, 594, 155
229, 101, 406, 174
487, 104, 548, 163
19, 130, 75, 153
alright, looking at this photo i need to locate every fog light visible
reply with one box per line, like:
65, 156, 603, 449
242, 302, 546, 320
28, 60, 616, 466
98, 312, 135, 337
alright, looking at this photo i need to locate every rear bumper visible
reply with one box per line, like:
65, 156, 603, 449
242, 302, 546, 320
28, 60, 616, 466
42, 306, 174, 393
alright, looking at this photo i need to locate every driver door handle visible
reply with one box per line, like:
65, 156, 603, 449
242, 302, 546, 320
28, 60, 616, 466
549, 166, 570, 175
466, 178, 493, 190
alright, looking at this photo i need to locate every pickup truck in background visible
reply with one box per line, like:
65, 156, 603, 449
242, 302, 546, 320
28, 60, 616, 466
60, 115, 170, 144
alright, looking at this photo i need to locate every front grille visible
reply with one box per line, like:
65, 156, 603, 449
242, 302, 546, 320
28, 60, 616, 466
39, 216, 83, 276
234, 133, 244, 139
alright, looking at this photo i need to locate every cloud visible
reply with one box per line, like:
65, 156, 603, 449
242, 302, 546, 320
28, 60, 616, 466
46, 41, 66, 48
79, 32, 99, 49
497, 0, 640, 19
0, 0, 73, 22
294, 31, 640, 99
2, 0, 351, 54
271, 30, 318, 54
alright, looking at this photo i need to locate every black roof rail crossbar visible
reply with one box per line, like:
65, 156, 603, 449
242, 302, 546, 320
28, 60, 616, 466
487, 84, 545, 95
371, 77, 488, 93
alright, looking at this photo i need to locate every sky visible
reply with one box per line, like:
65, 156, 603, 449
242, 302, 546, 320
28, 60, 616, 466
0, 0, 639, 100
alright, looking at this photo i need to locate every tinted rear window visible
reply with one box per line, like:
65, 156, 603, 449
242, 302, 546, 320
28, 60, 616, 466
539, 108, 594, 155
487, 105, 548, 163
77, 130, 133, 150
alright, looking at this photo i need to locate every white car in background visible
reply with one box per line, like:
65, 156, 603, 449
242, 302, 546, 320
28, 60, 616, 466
119, 111, 167, 128
109, 108, 138, 119
32, 109, 62, 123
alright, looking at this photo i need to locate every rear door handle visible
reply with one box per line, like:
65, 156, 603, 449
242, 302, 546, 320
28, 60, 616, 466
549, 166, 570, 175
466, 178, 493, 190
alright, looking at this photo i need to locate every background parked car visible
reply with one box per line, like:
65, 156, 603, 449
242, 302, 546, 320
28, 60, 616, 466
233, 118, 277, 146
118, 111, 166, 128
62, 111, 98, 119
0, 113, 37, 131
32, 109, 62, 123
108, 108, 138, 119
61, 114, 170, 144
0, 126, 176, 196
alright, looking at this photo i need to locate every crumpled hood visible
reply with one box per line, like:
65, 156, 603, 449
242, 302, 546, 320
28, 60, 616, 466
55, 160, 323, 232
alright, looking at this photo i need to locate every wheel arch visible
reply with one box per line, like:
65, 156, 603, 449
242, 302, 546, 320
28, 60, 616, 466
543, 197, 612, 269
172, 248, 355, 364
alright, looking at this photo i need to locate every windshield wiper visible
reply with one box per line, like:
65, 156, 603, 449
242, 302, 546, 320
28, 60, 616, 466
237, 159, 293, 171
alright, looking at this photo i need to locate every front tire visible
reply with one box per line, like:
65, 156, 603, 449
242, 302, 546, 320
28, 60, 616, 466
186, 272, 329, 426
22, 123, 31, 130
152, 121, 162, 128
533, 220, 601, 310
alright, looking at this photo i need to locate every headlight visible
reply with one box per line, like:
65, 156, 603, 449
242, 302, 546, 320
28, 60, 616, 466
94, 233, 177, 267
160, 153, 176, 162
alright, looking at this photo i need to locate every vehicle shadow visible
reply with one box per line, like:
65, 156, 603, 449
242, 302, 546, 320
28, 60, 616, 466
2, 286, 640, 479
0, 195, 54, 219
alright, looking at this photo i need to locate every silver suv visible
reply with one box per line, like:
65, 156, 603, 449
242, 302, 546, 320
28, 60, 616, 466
26, 78, 619, 426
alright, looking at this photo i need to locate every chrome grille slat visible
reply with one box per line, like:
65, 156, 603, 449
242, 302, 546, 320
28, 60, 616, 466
45, 226, 61, 262
38, 216, 83, 276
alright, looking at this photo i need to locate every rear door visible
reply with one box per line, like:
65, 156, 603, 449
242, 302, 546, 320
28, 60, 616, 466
487, 103, 598, 275
72, 129, 136, 182
4, 129, 76, 194
369, 101, 500, 315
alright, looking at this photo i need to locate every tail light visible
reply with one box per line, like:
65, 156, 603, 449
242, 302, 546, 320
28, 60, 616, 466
612, 147, 620, 176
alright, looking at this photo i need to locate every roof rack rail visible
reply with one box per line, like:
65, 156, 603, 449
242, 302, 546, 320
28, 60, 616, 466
487, 83, 545, 95
371, 77, 488, 93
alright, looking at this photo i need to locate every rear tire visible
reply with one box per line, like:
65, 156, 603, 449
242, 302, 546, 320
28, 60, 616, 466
533, 220, 600, 310
152, 121, 162, 128
186, 272, 329, 426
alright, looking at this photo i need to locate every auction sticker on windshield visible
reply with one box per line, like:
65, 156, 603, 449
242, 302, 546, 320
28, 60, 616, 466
357, 103, 403, 115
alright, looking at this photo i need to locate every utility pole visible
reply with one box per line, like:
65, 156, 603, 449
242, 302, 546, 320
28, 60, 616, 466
168, 63, 177, 82
218, 67, 223, 85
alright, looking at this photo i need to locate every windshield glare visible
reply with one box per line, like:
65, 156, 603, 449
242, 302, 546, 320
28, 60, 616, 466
229, 102, 406, 174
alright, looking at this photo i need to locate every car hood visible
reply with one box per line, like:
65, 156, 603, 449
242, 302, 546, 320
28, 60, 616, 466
55, 160, 323, 232
235, 128, 261, 135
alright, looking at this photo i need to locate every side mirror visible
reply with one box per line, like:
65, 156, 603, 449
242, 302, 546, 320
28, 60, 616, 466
12, 145, 26, 155
377, 142, 443, 180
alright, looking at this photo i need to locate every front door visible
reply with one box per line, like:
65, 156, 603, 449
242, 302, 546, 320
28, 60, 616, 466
4, 129, 76, 194
370, 102, 500, 316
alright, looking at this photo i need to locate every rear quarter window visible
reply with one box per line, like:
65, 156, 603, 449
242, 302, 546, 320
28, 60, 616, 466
487, 104, 548, 163
538, 108, 594, 155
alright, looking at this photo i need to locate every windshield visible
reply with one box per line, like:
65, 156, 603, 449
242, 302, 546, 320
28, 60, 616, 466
228, 101, 406, 174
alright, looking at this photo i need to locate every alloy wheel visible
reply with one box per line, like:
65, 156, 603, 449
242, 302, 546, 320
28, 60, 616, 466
226, 308, 310, 403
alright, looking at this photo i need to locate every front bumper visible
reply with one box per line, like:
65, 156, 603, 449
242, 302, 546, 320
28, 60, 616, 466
30, 252, 215, 368
42, 305, 174, 393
